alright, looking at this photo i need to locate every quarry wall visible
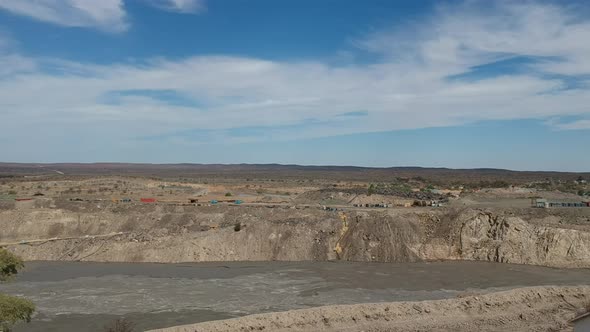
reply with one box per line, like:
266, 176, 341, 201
1, 200, 589, 268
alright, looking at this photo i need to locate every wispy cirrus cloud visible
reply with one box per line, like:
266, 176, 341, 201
0, 1, 588, 160
358, 1, 590, 76
149, 0, 205, 13
0, 0, 128, 32
546, 117, 590, 130
558, 120, 590, 130
0, 30, 36, 77
0, 0, 205, 32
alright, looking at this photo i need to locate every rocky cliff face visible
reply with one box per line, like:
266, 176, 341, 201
1, 200, 589, 268
459, 211, 590, 267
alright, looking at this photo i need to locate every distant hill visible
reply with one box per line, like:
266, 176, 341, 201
0, 162, 588, 184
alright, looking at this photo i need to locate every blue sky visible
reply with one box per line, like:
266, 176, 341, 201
0, 0, 589, 171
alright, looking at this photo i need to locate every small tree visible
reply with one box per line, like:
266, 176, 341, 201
0, 250, 24, 282
0, 295, 35, 332
0, 249, 35, 332
367, 184, 375, 196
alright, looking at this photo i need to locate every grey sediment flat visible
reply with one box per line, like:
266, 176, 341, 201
2, 261, 590, 332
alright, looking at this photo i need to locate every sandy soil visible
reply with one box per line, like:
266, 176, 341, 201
148, 286, 590, 332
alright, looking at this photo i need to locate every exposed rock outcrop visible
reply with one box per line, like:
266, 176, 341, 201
1, 200, 589, 268
459, 211, 590, 267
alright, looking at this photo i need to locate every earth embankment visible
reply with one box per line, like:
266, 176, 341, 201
1, 199, 589, 268
147, 286, 590, 332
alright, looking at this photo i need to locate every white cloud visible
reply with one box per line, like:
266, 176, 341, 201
0, 0, 128, 32
149, 0, 205, 13
0, 54, 36, 76
0, 0, 206, 31
548, 118, 590, 130
0, 0, 588, 160
0, 31, 36, 77
359, 1, 590, 76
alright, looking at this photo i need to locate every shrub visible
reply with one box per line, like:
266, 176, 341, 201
225, 192, 232, 197
0, 294, 35, 332
0, 250, 23, 282
0, 249, 35, 332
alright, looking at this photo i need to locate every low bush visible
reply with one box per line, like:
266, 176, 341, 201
0, 294, 35, 332
0, 250, 23, 282
0, 249, 35, 332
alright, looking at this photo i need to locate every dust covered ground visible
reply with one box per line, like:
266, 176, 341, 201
149, 286, 590, 332
0, 164, 589, 331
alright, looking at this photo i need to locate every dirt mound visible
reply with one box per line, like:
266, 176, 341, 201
147, 285, 590, 332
